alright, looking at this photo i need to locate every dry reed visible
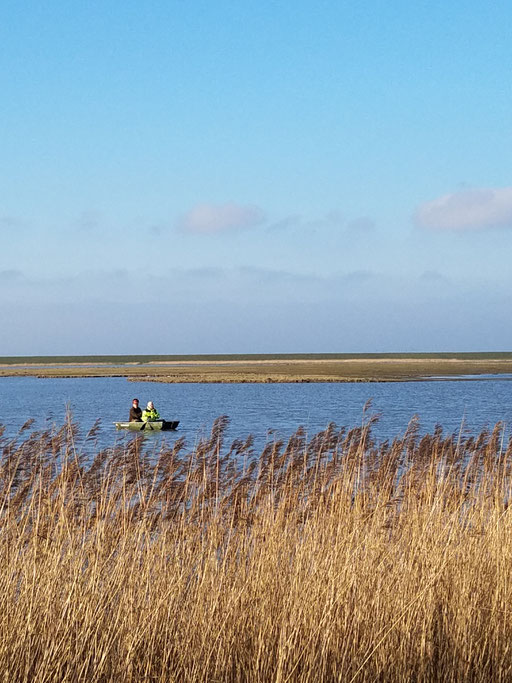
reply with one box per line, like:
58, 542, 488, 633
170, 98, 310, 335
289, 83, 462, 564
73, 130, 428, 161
2, 413, 512, 681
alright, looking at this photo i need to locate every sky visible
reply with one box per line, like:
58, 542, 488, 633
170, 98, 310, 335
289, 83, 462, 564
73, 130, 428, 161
1, 1, 512, 354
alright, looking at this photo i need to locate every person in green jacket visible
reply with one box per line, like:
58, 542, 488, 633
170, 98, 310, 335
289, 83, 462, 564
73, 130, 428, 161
142, 401, 160, 421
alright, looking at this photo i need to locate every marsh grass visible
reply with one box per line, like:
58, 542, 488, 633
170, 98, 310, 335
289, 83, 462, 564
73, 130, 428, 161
3, 353, 512, 382
3, 414, 512, 681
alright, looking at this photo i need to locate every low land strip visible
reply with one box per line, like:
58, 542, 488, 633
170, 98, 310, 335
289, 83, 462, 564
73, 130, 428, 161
1, 353, 512, 382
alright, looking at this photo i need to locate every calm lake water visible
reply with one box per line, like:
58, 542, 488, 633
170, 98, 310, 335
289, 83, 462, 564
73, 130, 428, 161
1, 376, 511, 451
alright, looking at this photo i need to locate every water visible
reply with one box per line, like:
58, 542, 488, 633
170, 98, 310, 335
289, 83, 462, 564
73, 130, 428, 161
0, 376, 511, 451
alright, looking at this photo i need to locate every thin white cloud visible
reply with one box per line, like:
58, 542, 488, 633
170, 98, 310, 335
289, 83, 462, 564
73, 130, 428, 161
267, 211, 344, 233
267, 211, 375, 235
177, 203, 266, 234
415, 187, 512, 231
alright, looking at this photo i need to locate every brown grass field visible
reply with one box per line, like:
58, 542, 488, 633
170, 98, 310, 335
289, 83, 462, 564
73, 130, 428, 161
3, 414, 512, 680
2, 353, 512, 382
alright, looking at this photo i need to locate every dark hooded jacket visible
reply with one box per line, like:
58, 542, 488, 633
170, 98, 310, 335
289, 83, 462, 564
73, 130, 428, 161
129, 405, 142, 422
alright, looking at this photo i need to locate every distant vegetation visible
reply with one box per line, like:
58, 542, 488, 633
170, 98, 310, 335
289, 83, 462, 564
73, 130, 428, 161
2, 353, 512, 382
3, 415, 512, 680
2, 351, 512, 364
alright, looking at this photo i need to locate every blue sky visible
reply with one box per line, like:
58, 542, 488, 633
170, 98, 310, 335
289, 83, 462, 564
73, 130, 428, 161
2, 1, 512, 354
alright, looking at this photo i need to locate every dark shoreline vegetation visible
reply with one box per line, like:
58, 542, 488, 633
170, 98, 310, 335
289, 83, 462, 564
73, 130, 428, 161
2, 352, 512, 383
3, 351, 512, 365
3, 414, 512, 680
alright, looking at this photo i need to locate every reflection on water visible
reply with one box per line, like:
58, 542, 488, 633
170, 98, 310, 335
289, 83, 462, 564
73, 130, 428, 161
0, 376, 511, 450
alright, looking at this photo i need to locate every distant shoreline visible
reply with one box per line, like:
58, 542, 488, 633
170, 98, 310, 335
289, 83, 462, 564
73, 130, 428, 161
2, 352, 512, 365
2, 353, 512, 383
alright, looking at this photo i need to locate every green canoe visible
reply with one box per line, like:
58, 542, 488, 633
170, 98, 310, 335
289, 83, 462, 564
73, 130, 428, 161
114, 420, 179, 431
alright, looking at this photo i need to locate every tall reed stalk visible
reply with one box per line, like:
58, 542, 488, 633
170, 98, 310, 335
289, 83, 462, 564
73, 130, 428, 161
2, 415, 512, 681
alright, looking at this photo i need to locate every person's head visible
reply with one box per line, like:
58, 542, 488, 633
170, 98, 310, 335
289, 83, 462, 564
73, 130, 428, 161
132, 398, 139, 407
147, 401, 154, 410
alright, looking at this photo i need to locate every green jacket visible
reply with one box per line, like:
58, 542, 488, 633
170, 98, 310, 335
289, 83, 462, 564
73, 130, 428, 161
142, 408, 160, 421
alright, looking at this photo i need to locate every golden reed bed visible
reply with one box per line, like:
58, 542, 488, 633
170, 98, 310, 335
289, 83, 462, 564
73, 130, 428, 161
2, 414, 512, 681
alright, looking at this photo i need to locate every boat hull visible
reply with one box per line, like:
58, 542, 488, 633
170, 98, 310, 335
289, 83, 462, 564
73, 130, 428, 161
114, 420, 179, 431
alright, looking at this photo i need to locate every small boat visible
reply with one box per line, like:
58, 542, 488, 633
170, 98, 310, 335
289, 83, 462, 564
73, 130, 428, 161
114, 420, 180, 432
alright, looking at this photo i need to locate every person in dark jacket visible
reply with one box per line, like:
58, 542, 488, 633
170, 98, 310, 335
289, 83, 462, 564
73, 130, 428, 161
129, 398, 143, 422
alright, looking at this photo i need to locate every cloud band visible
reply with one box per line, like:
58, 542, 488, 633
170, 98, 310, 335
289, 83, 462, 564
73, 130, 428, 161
415, 187, 512, 231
